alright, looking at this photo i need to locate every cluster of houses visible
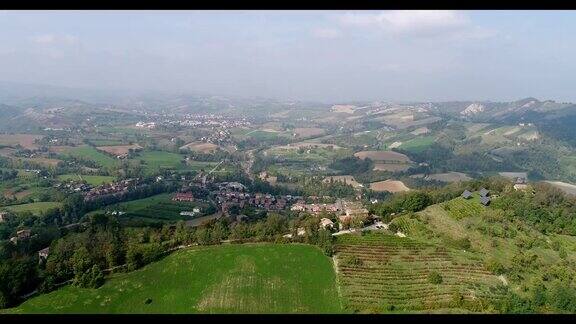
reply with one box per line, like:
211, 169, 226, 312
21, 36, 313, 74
83, 178, 139, 201
217, 191, 299, 214
177, 114, 251, 129
55, 181, 92, 193
212, 181, 293, 213
9, 229, 31, 244
291, 200, 342, 214
290, 199, 369, 219
135, 121, 157, 129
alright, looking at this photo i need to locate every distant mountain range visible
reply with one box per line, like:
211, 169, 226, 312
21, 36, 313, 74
1, 81, 576, 146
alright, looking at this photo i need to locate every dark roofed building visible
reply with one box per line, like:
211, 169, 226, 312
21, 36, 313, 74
462, 190, 472, 199
480, 196, 491, 206
479, 188, 490, 197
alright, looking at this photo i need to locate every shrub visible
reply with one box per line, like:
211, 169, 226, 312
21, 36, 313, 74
340, 255, 362, 267
485, 259, 505, 275
455, 237, 471, 250
428, 271, 443, 284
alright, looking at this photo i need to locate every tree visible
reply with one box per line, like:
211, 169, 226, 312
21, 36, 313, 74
317, 229, 334, 256
71, 247, 94, 287
428, 271, 443, 284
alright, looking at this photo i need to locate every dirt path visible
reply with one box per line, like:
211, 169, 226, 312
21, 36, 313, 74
498, 275, 508, 286
332, 255, 344, 310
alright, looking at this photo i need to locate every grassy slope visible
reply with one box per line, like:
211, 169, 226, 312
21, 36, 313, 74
92, 193, 209, 223
6, 244, 343, 314
58, 174, 116, 186
399, 136, 435, 153
135, 151, 217, 175
3, 201, 62, 215
66, 146, 118, 168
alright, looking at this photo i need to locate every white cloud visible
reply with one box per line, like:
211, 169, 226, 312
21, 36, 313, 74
32, 34, 78, 45
311, 27, 342, 39
337, 10, 472, 37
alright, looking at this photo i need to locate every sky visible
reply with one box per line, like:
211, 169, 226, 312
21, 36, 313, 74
1, 10, 576, 103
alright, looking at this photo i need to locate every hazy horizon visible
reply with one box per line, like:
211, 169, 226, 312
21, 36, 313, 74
2, 10, 576, 103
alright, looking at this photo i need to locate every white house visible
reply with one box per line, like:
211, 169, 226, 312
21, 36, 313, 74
320, 218, 334, 230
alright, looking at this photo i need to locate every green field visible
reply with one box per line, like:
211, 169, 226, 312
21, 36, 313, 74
58, 174, 116, 186
66, 146, 118, 168
7, 244, 343, 314
3, 201, 62, 215
398, 136, 435, 153
263, 146, 351, 177
135, 151, 217, 175
93, 193, 211, 224
86, 139, 126, 146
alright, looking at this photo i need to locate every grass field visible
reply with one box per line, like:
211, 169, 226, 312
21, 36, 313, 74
86, 139, 126, 146
94, 193, 210, 224
66, 146, 118, 168
334, 233, 503, 313
136, 151, 218, 175
354, 150, 411, 163
58, 174, 116, 186
232, 128, 294, 141
0, 134, 42, 150
398, 136, 435, 153
6, 244, 343, 314
3, 201, 62, 215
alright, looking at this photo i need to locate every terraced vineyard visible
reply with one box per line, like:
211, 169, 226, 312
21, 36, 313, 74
440, 195, 484, 220
334, 233, 504, 313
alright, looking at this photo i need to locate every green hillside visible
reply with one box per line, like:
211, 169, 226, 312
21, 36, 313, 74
5, 244, 343, 314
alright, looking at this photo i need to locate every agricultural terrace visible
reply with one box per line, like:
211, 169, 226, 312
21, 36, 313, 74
179, 142, 220, 153
92, 193, 212, 225
57, 174, 116, 186
397, 136, 435, 153
369, 180, 410, 193
335, 233, 503, 313
263, 145, 351, 176
65, 146, 118, 168
323, 176, 363, 189
17, 157, 62, 168
440, 194, 485, 220
96, 144, 142, 157
0, 134, 42, 150
134, 151, 219, 175
292, 128, 325, 138
3, 201, 62, 216
331, 105, 357, 114
86, 139, 126, 146
372, 163, 412, 172
231, 128, 291, 141
2, 186, 51, 202
411, 172, 472, 183
479, 125, 537, 145
354, 151, 412, 172
7, 244, 343, 314
354, 151, 411, 163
